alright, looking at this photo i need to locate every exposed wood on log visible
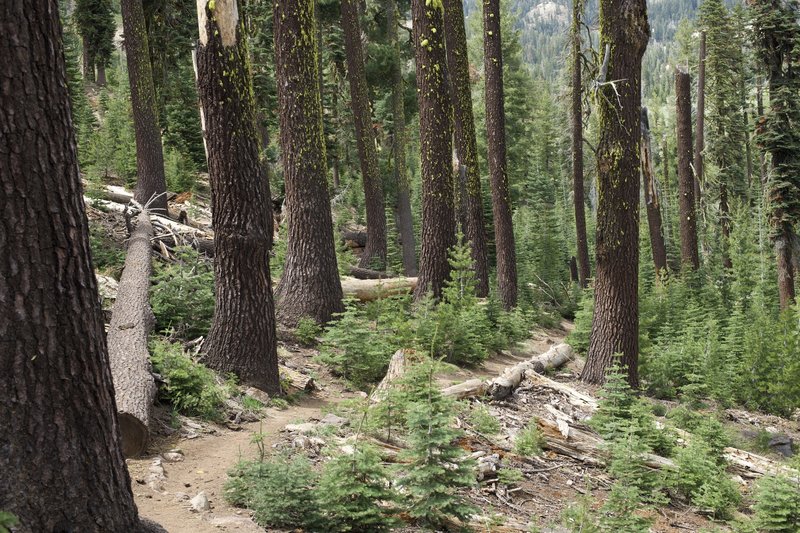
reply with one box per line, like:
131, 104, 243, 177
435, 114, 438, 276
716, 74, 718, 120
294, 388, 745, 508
349, 266, 391, 280
371, 349, 416, 402
340, 276, 418, 302
280, 366, 317, 393
107, 211, 158, 457
341, 230, 367, 248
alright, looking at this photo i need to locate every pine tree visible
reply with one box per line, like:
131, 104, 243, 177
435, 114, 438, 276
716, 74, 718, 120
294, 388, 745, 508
571, 0, 591, 287
74, 0, 114, 84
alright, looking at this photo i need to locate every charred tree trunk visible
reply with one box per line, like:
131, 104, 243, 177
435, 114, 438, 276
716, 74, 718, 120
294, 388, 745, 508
386, 0, 417, 277
676, 68, 700, 270
273, 0, 344, 324
120, 0, 168, 214
107, 210, 157, 458
443, 0, 490, 297
412, 0, 456, 300
196, 0, 281, 394
483, 0, 518, 309
0, 3, 160, 530
571, 0, 590, 288
694, 31, 706, 204
580, 0, 649, 387
641, 107, 668, 275
341, 0, 387, 270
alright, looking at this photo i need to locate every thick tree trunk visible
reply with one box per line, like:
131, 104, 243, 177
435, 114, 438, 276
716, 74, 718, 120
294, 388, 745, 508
571, 0, 590, 288
694, 31, 706, 203
412, 0, 456, 300
0, 3, 160, 530
676, 68, 701, 270
341, 0, 387, 270
196, 0, 281, 394
443, 0, 490, 297
776, 230, 796, 310
756, 82, 768, 191
721, 181, 733, 269
97, 62, 107, 86
483, 0, 518, 310
641, 107, 668, 275
661, 137, 672, 250
580, 0, 649, 387
120, 0, 168, 214
82, 33, 95, 83
273, 0, 344, 325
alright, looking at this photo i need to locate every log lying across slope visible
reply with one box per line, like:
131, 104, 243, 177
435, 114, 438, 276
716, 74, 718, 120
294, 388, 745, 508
107, 211, 158, 457
340, 276, 417, 302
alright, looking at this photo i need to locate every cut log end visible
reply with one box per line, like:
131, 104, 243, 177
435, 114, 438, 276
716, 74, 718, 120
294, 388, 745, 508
119, 412, 149, 458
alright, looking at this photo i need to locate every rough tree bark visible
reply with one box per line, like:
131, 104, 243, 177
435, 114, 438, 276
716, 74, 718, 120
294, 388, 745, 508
82, 34, 95, 83
341, 0, 387, 270
385, 0, 418, 276
580, 0, 649, 387
641, 107, 668, 275
443, 0, 490, 297
412, 0, 456, 300
0, 3, 161, 530
196, 0, 281, 394
676, 67, 701, 270
120, 0, 168, 214
694, 31, 706, 203
483, 0, 518, 309
571, 0, 591, 288
107, 210, 157, 458
273, 0, 344, 324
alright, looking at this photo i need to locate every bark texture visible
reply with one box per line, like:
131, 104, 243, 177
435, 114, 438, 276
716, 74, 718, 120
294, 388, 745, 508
694, 31, 706, 202
341, 0, 387, 270
483, 0, 518, 309
443, 0, 490, 297
273, 0, 344, 324
121, 0, 168, 214
641, 107, 668, 275
676, 68, 701, 270
412, 0, 456, 300
196, 0, 281, 394
571, 0, 591, 288
580, 0, 649, 387
0, 3, 157, 530
107, 210, 157, 458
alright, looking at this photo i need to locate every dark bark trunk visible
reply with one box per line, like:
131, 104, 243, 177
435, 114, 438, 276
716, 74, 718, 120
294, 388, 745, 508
273, 0, 344, 324
720, 181, 733, 269
662, 137, 672, 251
571, 0, 590, 288
756, 81, 768, 191
121, 0, 168, 214
0, 3, 159, 530
341, 0, 387, 270
443, 0, 490, 297
196, 0, 281, 394
386, 0, 418, 277
676, 68, 700, 270
580, 0, 649, 387
483, 0, 518, 310
82, 33, 95, 83
694, 31, 706, 203
641, 108, 668, 275
97, 62, 107, 86
412, 0, 456, 300
776, 231, 795, 310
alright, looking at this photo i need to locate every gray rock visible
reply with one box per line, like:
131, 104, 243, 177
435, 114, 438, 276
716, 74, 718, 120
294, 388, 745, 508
320, 413, 349, 427
244, 387, 270, 405
769, 434, 794, 457
284, 422, 318, 434
190, 491, 210, 512
162, 450, 184, 463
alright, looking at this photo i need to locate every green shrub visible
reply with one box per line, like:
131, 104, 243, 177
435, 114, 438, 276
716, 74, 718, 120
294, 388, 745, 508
670, 438, 740, 518
597, 481, 654, 532
514, 422, 544, 457
164, 148, 197, 193
463, 402, 501, 436
0, 512, 19, 533
295, 316, 322, 346
567, 290, 594, 354
752, 473, 800, 531
89, 224, 126, 279
150, 339, 225, 420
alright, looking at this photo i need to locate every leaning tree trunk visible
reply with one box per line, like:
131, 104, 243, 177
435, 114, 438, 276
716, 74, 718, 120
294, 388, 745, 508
120, 0, 168, 214
580, 0, 649, 387
107, 210, 157, 458
196, 0, 281, 394
443, 0, 490, 297
483, 0, 518, 310
385, 0, 418, 277
641, 107, 668, 275
341, 0, 388, 270
273, 0, 344, 324
571, 0, 591, 288
412, 0, 456, 300
676, 67, 700, 270
694, 31, 706, 204
0, 3, 161, 530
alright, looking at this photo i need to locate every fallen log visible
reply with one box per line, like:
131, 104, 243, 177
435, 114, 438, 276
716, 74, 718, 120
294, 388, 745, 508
107, 211, 158, 457
349, 265, 391, 280
341, 230, 367, 248
280, 365, 317, 393
340, 276, 417, 302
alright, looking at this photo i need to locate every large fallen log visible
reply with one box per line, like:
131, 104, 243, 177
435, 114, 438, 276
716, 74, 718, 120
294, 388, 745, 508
340, 276, 418, 302
107, 211, 158, 457
349, 265, 391, 280
341, 230, 367, 248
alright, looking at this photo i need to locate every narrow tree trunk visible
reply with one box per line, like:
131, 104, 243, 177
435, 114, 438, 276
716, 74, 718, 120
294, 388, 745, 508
97, 62, 107, 86
341, 0, 387, 270
443, 0, 490, 297
720, 181, 733, 269
273, 0, 344, 324
120, 0, 168, 214
756, 81, 768, 191
0, 3, 160, 530
580, 0, 649, 387
412, 0, 456, 300
386, 0, 418, 277
196, 0, 281, 394
82, 33, 95, 82
676, 68, 701, 270
641, 107, 668, 275
694, 31, 706, 203
662, 136, 672, 249
571, 0, 590, 288
483, 0, 518, 310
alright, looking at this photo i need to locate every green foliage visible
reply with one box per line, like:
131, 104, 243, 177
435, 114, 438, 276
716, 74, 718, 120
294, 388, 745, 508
85, 82, 138, 185
462, 402, 501, 436
295, 316, 322, 346
74, 0, 115, 68
752, 473, 800, 531
150, 247, 215, 340
561, 493, 600, 533
164, 148, 198, 193
149, 339, 226, 420
0, 512, 19, 533
671, 437, 741, 518
514, 422, 544, 457
567, 290, 594, 354
497, 467, 524, 486
597, 481, 654, 532
88, 224, 126, 279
